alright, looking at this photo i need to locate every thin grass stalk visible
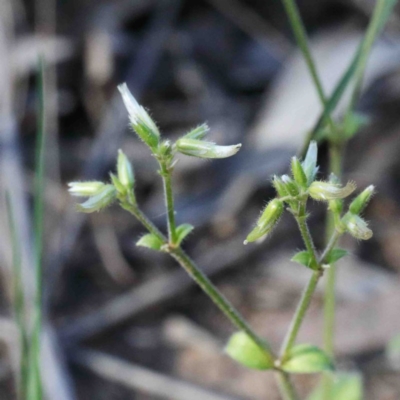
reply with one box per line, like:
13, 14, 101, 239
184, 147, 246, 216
27, 56, 46, 400
6, 194, 29, 399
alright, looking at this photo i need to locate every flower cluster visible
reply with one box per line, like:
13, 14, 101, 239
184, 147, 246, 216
69, 83, 241, 212
245, 141, 374, 245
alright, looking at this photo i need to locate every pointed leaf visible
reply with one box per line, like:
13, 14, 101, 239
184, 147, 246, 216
282, 344, 334, 374
225, 331, 274, 370
175, 223, 194, 245
136, 233, 164, 251
291, 251, 313, 269
326, 248, 349, 264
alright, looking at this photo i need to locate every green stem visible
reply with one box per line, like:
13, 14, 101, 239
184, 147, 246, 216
279, 269, 322, 362
347, 0, 393, 116
295, 202, 318, 269
276, 371, 299, 400
323, 143, 343, 357
280, 0, 335, 133
159, 161, 178, 244
280, 202, 341, 363
121, 198, 275, 364
322, 143, 343, 399
170, 247, 275, 363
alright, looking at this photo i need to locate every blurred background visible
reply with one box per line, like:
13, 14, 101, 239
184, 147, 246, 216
1, 0, 400, 399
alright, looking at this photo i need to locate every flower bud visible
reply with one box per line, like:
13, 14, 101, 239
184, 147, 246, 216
118, 83, 160, 149
302, 141, 318, 185
68, 181, 105, 197
349, 185, 375, 215
309, 181, 356, 201
117, 150, 134, 190
176, 138, 241, 159
75, 184, 116, 213
342, 213, 372, 240
291, 157, 308, 189
245, 199, 284, 243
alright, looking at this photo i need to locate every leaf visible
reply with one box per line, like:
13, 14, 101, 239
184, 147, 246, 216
332, 373, 363, 400
326, 248, 349, 264
225, 331, 274, 370
342, 113, 369, 140
291, 251, 313, 269
282, 344, 334, 374
175, 224, 194, 245
307, 373, 363, 400
136, 234, 164, 251
386, 334, 400, 369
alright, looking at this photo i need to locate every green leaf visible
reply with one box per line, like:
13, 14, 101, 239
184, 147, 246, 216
136, 234, 164, 251
307, 373, 363, 400
342, 113, 369, 140
386, 333, 400, 369
225, 331, 274, 370
291, 251, 313, 269
326, 248, 349, 264
175, 223, 194, 245
281, 344, 334, 374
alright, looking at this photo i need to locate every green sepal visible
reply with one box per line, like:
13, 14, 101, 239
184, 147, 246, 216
291, 251, 314, 270
308, 373, 363, 400
183, 123, 209, 140
225, 331, 274, 370
175, 223, 194, 245
136, 233, 164, 251
291, 157, 308, 189
134, 123, 160, 150
281, 175, 300, 197
281, 344, 334, 374
326, 248, 349, 264
110, 173, 126, 194
76, 185, 116, 213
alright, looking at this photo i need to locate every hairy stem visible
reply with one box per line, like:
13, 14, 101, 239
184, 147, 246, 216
170, 247, 275, 362
280, 201, 342, 363
279, 269, 322, 362
121, 199, 275, 363
159, 161, 178, 244
296, 202, 318, 269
